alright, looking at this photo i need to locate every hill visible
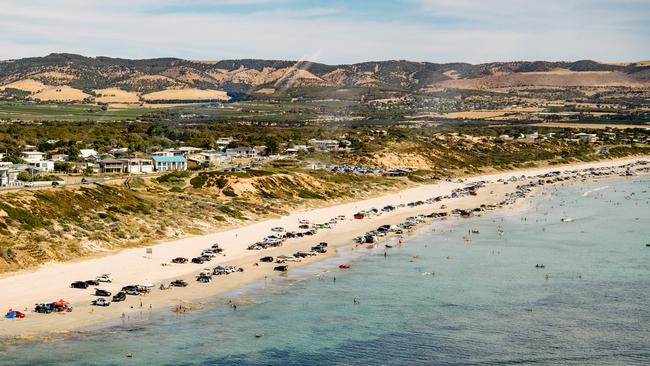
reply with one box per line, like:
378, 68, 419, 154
1, 54, 649, 103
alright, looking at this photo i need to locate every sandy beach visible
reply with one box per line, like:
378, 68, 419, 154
0, 156, 647, 337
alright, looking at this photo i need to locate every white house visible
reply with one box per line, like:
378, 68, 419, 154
225, 146, 257, 158
152, 151, 175, 158
122, 158, 154, 174
311, 139, 339, 152
21, 151, 45, 163
217, 137, 236, 151
200, 151, 230, 165
80, 149, 98, 159
30, 160, 54, 172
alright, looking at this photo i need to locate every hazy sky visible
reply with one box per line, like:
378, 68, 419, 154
1, 0, 648, 63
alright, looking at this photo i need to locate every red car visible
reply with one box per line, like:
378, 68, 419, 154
171, 257, 188, 264
353, 213, 365, 219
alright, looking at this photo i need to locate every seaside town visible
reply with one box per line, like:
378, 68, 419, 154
2, 128, 649, 189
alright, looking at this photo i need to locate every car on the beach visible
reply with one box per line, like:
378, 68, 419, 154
170, 279, 188, 287
34, 303, 53, 314
91, 298, 110, 307
196, 275, 211, 283
274, 265, 288, 272
298, 224, 310, 229
96, 274, 112, 283
172, 257, 188, 264
271, 227, 285, 232
121, 285, 140, 295
85, 279, 100, 286
112, 291, 127, 302
260, 256, 274, 262
94, 288, 112, 297
191, 257, 205, 264
71, 281, 89, 289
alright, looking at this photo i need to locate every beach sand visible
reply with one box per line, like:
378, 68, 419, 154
0, 157, 646, 337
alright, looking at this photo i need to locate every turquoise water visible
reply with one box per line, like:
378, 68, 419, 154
2, 178, 649, 365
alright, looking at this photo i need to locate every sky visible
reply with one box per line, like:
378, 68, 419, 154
1, 0, 648, 64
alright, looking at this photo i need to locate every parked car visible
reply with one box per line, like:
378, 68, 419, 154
171, 257, 188, 264
85, 279, 100, 286
91, 298, 110, 307
170, 280, 188, 287
34, 303, 53, 314
24, 182, 34, 188
196, 275, 211, 283
260, 256, 274, 263
51, 181, 60, 187
191, 257, 205, 264
112, 291, 127, 302
271, 227, 285, 232
94, 289, 112, 297
96, 274, 112, 283
274, 265, 288, 272
121, 285, 140, 295
71, 281, 89, 289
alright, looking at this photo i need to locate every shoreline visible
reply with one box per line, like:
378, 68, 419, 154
0, 156, 648, 338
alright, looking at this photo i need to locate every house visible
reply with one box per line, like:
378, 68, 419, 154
287, 145, 310, 154
225, 146, 257, 158
0, 167, 20, 186
121, 158, 153, 174
574, 133, 598, 142
311, 139, 339, 152
152, 151, 175, 158
79, 149, 98, 159
21, 151, 45, 163
51, 153, 69, 161
109, 147, 129, 157
30, 160, 54, 172
152, 156, 187, 172
216, 137, 236, 151
98, 158, 126, 174
200, 151, 230, 165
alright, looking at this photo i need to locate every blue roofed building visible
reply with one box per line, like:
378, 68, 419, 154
152, 156, 187, 172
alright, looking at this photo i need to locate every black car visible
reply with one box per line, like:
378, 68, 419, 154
121, 285, 140, 295
112, 291, 127, 302
71, 281, 89, 289
85, 279, 100, 286
274, 265, 288, 272
51, 181, 60, 187
170, 279, 188, 287
191, 257, 205, 264
94, 288, 112, 297
260, 256, 274, 263
34, 303, 53, 313
196, 275, 211, 283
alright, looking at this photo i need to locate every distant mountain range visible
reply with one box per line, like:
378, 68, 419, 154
1, 53, 648, 103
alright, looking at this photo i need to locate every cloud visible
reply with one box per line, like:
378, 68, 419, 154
0, 0, 647, 63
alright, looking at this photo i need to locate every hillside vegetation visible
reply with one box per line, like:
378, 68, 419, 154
0, 170, 405, 272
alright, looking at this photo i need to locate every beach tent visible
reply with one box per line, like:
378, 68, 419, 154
54, 299, 69, 307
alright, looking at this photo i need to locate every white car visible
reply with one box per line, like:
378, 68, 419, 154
24, 182, 34, 187
96, 274, 112, 283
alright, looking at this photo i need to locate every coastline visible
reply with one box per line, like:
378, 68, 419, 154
0, 156, 648, 338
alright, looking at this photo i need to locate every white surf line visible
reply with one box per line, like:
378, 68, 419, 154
583, 185, 610, 197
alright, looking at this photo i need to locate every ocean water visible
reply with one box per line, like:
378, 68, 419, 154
1, 178, 649, 366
